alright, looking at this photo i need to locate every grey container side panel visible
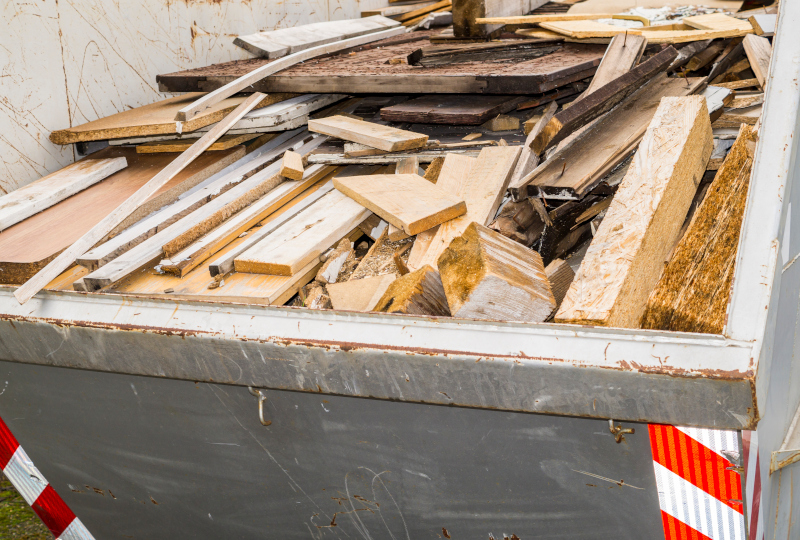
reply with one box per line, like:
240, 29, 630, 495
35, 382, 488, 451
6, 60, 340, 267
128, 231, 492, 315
0, 361, 664, 540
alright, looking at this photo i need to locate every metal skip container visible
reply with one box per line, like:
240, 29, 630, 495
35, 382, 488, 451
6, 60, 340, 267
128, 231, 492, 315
0, 2, 799, 539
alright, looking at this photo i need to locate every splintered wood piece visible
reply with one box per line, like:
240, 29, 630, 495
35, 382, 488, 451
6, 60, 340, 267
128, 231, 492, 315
350, 229, 413, 281
373, 265, 450, 316
743, 34, 772, 89
280, 150, 305, 181
423, 157, 445, 183
328, 274, 397, 312
357, 213, 388, 241
703, 86, 734, 116
316, 238, 354, 284
414, 146, 520, 269
685, 41, 726, 72
407, 154, 477, 270
555, 96, 713, 328
481, 114, 520, 132
0, 158, 127, 233
333, 174, 466, 235
512, 101, 557, 196
309, 115, 428, 152
670, 40, 713, 71
136, 133, 258, 154
749, 14, 776, 37
581, 33, 647, 97
715, 78, 760, 90
438, 222, 555, 322
234, 190, 371, 276
682, 13, 754, 34
545, 258, 574, 309
641, 125, 757, 334
532, 46, 677, 154
512, 74, 706, 200
706, 41, 746, 83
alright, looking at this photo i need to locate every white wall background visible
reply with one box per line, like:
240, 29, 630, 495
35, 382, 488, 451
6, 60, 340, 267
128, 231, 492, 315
0, 0, 381, 193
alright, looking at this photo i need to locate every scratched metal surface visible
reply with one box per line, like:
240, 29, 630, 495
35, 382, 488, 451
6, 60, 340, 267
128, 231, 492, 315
0, 0, 383, 192
0, 361, 664, 539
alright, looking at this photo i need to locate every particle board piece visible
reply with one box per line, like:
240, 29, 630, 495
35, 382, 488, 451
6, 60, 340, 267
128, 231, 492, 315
682, 13, 754, 34
136, 133, 259, 154
0, 158, 127, 233
512, 73, 706, 200
749, 14, 776, 37
743, 34, 772, 89
540, 20, 631, 39
531, 46, 677, 154
309, 116, 428, 152
234, 190, 371, 275
373, 265, 450, 316
438, 222, 555, 322
381, 95, 526, 125
350, 229, 413, 281
640, 124, 756, 334
555, 96, 713, 328
280, 150, 305, 181
580, 33, 647, 97
513, 101, 558, 188
415, 146, 521, 269
49, 93, 295, 145
545, 258, 575, 308
333, 174, 466, 235
328, 274, 397, 312
423, 157, 446, 183
516, 28, 568, 40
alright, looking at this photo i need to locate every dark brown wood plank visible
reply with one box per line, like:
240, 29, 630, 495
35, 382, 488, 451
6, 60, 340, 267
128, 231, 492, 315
380, 95, 526, 124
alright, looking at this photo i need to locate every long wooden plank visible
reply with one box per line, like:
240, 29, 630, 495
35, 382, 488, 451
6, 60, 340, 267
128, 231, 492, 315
175, 27, 407, 122
15, 93, 266, 304
580, 33, 647, 97
77, 129, 314, 271
415, 146, 520, 270
640, 124, 756, 334
198, 94, 347, 133
555, 96, 713, 328
309, 115, 428, 152
160, 166, 335, 277
682, 13, 753, 34
381, 95, 526, 125
333, 174, 467, 235
531, 46, 677, 154
511, 74, 706, 200
510, 101, 557, 189
540, 20, 630, 39
0, 158, 127, 232
743, 34, 772, 89
136, 134, 259, 154
633, 27, 752, 44
233, 190, 371, 275
476, 13, 616, 24
50, 93, 294, 145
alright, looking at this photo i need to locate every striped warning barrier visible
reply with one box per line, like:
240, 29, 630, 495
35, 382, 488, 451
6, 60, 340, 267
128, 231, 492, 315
0, 416, 93, 540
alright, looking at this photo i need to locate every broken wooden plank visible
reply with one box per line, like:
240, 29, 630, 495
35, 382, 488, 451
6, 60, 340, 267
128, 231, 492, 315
531, 46, 677, 154
511, 73, 706, 201
407, 40, 562, 66
0, 158, 127, 233
749, 14, 776, 37
555, 95, 713, 328
280, 150, 305, 181
545, 258, 574, 309
373, 265, 450, 315
512, 101, 558, 188
669, 39, 713, 71
685, 40, 726, 72
715, 78, 761, 90
683, 13, 754, 35
580, 33, 647, 97
350, 229, 413, 281
634, 26, 751, 44
333, 174, 466, 235
15, 93, 266, 304
482, 114, 520, 132
540, 20, 630, 39
706, 40, 746, 83
414, 146, 521, 269
743, 34, 772, 89
309, 115, 428, 152
136, 133, 258, 154
328, 274, 397, 312
233, 190, 371, 276
381, 95, 526, 125
438, 222, 555, 322
174, 27, 407, 121
641, 124, 756, 334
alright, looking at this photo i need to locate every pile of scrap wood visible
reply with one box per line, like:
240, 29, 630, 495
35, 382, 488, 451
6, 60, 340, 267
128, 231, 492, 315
0, 2, 777, 334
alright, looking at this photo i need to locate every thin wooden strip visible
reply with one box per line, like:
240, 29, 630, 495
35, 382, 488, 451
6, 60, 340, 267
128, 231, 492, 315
743, 34, 772, 89
136, 134, 258, 154
0, 158, 127, 232
510, 101, 557, 188
175, 27, 407, 122
308, 115, 428, 152
14, 93, 266, 304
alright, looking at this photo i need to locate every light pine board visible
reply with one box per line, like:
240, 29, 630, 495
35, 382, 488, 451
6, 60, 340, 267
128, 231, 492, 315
540, 20, 631, 39
333, 174, 466, 235
743, 34, 772, 89
234, 189, 371, 275
136, 134, 259, 154
309, 115, 429, 152
555, 96, 713, 328
682, 13, 754, 33
280, 150, 304, 181
0, 158, 127, 232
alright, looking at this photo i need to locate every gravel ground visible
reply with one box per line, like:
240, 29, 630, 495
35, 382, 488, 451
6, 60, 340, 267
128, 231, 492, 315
0, 474, 53, 540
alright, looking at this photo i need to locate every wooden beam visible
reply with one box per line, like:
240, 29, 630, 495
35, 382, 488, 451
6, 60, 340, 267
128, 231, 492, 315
233, 190, 371, 275
280, 150, 304, 181
373, 265, 450, 316
743, 34, 772, 89
309, 116, 428, 152
555, 96, 713, 328
531, 46, 677, 154
333, 174, 466, 235
641, 124, 757, 334
0, 158, 127, 232
438, 222, 555, 322
174, 27, 406, 121
15, 93, 266, 304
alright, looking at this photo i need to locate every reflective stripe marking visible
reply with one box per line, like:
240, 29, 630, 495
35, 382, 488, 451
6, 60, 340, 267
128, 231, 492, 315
654, 462, 745, 540
3, 446, 48, 505
58, 518, 95, 540
0, 416, 20, 469
677, 427, 739, 461
742, 431, 763, 540
32, 485, 77, 537
660, 510, 714, 540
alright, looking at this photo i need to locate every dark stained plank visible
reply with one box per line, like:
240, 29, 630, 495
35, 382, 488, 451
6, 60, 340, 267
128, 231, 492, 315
380, 95, 526, 125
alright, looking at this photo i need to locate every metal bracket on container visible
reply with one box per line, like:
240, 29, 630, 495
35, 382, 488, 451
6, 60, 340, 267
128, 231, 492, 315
771, 400, 800, 474
609, 419, 634, 443
248, 387, 272, 426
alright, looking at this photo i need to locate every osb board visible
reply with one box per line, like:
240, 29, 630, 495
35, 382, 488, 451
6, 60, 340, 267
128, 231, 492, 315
157, 35, 605, 95
45, 179, 336, 305
0, 146, 243, 285
50, 93, 295, 145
